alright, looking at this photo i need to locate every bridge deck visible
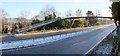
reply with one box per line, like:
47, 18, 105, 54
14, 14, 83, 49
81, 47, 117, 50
65, 16, 112, 19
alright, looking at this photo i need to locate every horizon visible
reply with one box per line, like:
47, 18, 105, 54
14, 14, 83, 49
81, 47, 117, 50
0, 0, 112, 19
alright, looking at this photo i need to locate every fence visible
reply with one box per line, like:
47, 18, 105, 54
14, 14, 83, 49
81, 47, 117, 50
1, 28, 100, 50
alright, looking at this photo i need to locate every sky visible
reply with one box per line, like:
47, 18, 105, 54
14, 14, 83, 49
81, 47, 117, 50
0, 0, 112, 19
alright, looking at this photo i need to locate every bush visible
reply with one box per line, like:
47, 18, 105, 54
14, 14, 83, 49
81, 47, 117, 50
45, 14, 54, 21
57, 17, 62, 20
45, 16, 49, 21
84, 20, 89, 27
31, 19, 42, 25
2, 26, 8, 33
88, 18, 98, 26
73, 20, 84, 27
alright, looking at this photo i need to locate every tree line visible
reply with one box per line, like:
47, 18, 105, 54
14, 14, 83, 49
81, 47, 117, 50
30, 11, 101, 31
0, 5, 109, 33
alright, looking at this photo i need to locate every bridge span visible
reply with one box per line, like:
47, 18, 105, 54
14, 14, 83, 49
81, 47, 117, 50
65, 16, 112, 19
16, 16, 113, 33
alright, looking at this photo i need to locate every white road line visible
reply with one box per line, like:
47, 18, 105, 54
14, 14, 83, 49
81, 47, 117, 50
1, 24, 114, 50
85, 25, 116, 54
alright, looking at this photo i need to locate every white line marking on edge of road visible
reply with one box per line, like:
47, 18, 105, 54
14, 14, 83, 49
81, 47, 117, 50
2, 25, 112, 50
85, 26, 116, 54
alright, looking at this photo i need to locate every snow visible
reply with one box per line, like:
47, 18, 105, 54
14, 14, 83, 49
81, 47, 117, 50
1, 28, 98, 50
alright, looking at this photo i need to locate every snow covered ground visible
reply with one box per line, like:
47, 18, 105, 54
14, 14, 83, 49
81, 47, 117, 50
1, 24, 111, 50
1, 28, 97, 50
95, 44, 113, 54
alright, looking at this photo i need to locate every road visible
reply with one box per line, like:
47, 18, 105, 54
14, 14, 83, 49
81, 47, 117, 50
1, 25, 105, 42
2, 24, 116, 54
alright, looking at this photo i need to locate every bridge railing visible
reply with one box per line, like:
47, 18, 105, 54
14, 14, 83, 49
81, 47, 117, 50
65, 16, 112, 19
17, 19, 57, 33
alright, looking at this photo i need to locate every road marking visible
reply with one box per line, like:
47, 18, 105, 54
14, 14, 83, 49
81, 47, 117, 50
1, 24, 115, 51
85, 25, 116, 54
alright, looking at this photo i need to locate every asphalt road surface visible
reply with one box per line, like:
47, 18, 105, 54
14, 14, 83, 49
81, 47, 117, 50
2, 25, 116, 54
1, 26, 103, 42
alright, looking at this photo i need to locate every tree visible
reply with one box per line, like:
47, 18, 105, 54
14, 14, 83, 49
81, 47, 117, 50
57, 17, 62, 20
86, 11, 94, 21
112, 2, 120, 27
46, 19, 71, 29
45, 14, 54, 21
31, 19, 42, 25
86, 11, 98, 26
95, 9, 101, 16
0, 9, 8, 18
2, 25, 8, 33
0, 9, 8, 33
86, 11, 94, 17
76, 9, 82, 17
38, 11, 45, 20
65, 10, 73, 17
45, 16, 49, 21
18, 10, 30, 19
36, 5, 59, 20
48, 14, 54, 20
44, 5, 60, 18
73, 20, 84, 27
84, 20, 89, 27
53, 12, 56, 18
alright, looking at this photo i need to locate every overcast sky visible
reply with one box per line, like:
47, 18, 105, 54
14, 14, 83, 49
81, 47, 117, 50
0, 0, 112, 19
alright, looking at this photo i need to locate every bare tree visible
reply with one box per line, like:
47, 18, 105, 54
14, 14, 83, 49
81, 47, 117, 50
44, 5, 56, 16
0, 9, 9, 33
35, 11, 46, 20
95, 9, 101, 17
65, 10, 73, 17
0, 9, 8, 18
45, 5, 61, 17
36, 5, 60, 20
76, 9, 82, 17
18, 10, 30, 19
